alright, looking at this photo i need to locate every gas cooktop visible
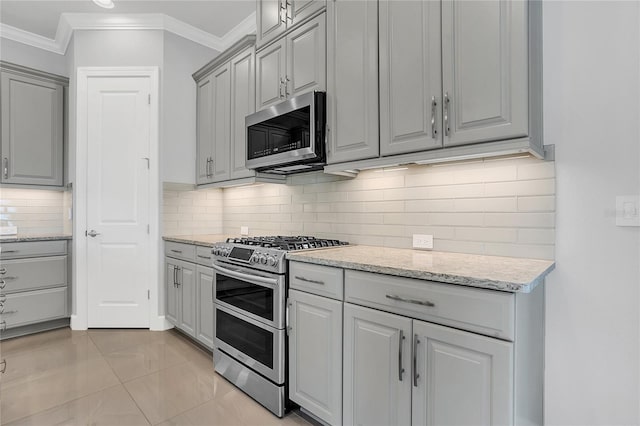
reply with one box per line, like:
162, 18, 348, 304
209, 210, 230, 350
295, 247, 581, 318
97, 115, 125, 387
225, 236, 349, 251
212, 236, 349, 274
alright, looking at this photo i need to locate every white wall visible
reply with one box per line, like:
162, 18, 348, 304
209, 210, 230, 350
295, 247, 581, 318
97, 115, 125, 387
162, 32, 218, 184
544, 2, 640, 424
0, 38, 67, 76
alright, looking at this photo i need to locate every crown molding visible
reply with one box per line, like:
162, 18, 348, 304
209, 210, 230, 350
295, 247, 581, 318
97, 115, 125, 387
0, 11, 257, 55
0, 23, 65, 54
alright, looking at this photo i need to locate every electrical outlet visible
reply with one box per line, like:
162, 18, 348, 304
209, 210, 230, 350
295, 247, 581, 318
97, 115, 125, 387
413, 234, 433, 250
616, 195, 640, 226
240, 226, 249, 235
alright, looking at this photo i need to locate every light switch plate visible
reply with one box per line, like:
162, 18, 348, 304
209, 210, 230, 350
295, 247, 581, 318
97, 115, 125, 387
240, 226, 249, 235
616, 195, 640, 226
0, 226, 17, 235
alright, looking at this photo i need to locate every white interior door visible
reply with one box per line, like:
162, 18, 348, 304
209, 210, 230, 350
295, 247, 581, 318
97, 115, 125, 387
86, 76, 151, 328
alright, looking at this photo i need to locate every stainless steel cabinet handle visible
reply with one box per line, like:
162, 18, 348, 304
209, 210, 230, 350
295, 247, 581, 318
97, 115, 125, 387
279, 78, 285, 99
398, 330, 405, 381
444, 92, 450, 137
197, 255, 211, 260
285, 76, 291, 96
170, 249, 183, 254
413, 334, 420, 387
0, 296, 6, 304
286, 0, 293, 22
176, 267, 182, 287
431, 96, 438, 139
3, 157, 8, 179
280, 0, 287, 23
294, 276, 324, 285
0, 280, 5, 290
86, 230, 101, 238
0, 359, 6, 374
2, 310, 17, 315
385, 294, 435, 307
0, 267, 6, 274
173, 265, 177, 287
1, 250, 18, 254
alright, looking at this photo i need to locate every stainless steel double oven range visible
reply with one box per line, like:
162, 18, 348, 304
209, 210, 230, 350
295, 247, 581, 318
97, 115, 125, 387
211, 236, 348, 417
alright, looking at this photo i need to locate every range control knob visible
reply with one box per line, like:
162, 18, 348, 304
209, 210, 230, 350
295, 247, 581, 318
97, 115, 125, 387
213, 247, 221, 256
249, 254, 258, 264
267, 256, 277, 267
259, 254, 267, 265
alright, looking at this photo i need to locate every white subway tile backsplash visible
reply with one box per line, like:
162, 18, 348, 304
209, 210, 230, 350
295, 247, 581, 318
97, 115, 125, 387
0, 188, 69, 235
160, 158, 555, 260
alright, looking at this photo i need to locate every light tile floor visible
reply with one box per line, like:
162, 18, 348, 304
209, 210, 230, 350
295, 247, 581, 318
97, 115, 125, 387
0, 328, 311, 426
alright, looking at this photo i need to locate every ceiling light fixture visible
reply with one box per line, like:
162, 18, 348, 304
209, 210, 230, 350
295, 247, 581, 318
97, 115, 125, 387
92, 0, 114, 9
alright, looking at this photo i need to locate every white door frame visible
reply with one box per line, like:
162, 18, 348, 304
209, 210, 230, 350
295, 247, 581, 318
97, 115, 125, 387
73, 67, 168, 330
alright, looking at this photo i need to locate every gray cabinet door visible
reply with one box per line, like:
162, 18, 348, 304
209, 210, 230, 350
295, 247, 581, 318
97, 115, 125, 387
290, 0, 326, 26
230, 47, 256, 180
178, 260, 196, 337
326, 0, 379, 164
289, 289, 343, 425
196, 75, 213, 184
412, 319, 514, 425
257, 0, 287, 48
379, 0, 442, 156
343, 303, 412, 426
1, 71, 64, 186
441, 0, 528, 146
211, 63, 231, 182
287, 13, 326, 99
196, 265, 215, 349
165, 259, 179, 326
256, 39, 287, 111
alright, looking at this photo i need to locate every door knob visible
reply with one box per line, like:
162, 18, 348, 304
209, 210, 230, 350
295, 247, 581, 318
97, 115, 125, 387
86, 230, 101, 238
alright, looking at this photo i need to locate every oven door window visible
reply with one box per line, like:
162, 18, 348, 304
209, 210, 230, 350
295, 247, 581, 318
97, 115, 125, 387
216, 273, 274, 321
217, 309, 274, 369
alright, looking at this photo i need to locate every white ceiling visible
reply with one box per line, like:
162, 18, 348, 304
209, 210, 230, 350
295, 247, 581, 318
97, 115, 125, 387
0, 0, 256, 39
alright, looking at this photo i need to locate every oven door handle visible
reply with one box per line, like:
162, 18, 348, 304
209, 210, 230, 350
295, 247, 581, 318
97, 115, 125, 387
212, 263, 279, 287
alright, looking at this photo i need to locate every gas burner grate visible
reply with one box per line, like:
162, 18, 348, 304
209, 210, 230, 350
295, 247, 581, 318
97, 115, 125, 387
225, 236, 349, 251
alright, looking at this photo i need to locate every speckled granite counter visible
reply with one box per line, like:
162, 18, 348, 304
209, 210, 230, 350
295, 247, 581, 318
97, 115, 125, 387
163, 234, 230, 247
0, 234, 72, 243
287, 245, 555, 293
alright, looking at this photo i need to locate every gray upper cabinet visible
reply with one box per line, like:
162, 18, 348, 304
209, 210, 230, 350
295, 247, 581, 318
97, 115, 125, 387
257, 0, 326, 49
211, 63, 231, 182
256, 39, 287, 111
0, 62, 67, 186
196, 76, 213, 185
379, 0, 442, 156
326, 0, 379, 164
287, 13, 326, 100
193, 36, 257, 186
441, 0, 528, 147
230, 48, 257, 180
256, 13, 326, 112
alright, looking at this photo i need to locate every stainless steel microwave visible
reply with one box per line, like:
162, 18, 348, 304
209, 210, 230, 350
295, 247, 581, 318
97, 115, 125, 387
245, 91, 326, 174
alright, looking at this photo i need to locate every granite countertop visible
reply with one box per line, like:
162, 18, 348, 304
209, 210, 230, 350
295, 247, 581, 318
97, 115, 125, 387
0, 234, 73, 243
163, 234, 231, 247
287, 245, 555, 293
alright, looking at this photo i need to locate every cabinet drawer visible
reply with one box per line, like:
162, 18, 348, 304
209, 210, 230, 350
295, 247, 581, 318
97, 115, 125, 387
345, 270, 515, 340
0, 256, 67, 293
289, 261, 344, 300
164, 242, 196, 262
2, 286, 68, 329
0, 240, 67, 260
195, 245, 214, 266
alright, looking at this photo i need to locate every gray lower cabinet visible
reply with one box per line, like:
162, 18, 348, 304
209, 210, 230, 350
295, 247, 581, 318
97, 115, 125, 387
326, 0, 379, 164
0, 240, 69, 339
165, 257, 196, 338
0, 62, 67, 187
256, 13, 326, 111
194, 36, 256, 187
164, 241, 215, 350
195, 265, 214, 349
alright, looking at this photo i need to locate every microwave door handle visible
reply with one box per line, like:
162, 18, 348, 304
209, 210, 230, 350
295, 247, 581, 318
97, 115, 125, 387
211, 263, 279, 287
